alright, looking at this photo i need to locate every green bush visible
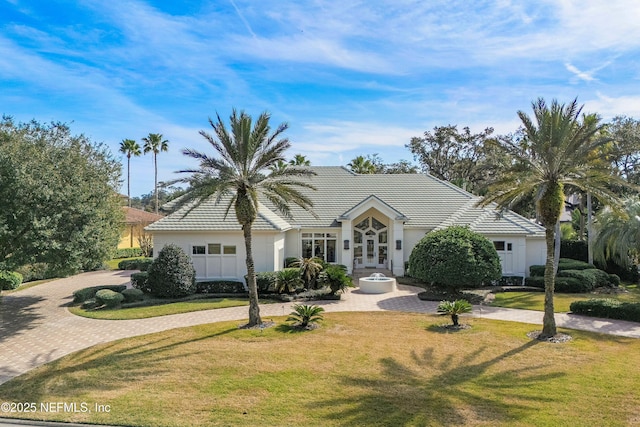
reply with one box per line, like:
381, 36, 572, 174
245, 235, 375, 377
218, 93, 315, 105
72, 285, 127, 303
121, 288, 145, 303
570, 299, 640, 322
95, 289, 125, 308
560, 240, 588, 262
524, 276, 545, 288
114, 248, 143, 259
408, 226, 502, 291
276, 268, 303, 294
249, 272, 278, 293
146, 244, 196, 298
14, 263, 51, 282
530, 258, 598, 277
495, 276, 525, 286
0, 271, 23, 290
118, 258, 153, 271
196, 280, 246, 294
557, 269, 596, 290
284, 257, 299, 268
131, 272, 151, 293
321, 265, 353, 295
529, 265, 546, 277
524, 276, 589, 293
608, 274, 621, 287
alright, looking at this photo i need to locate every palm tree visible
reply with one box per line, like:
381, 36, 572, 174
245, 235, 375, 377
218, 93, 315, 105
289, 154, 311, 166
348, 155, 376, 174
437, 300, 472, 327
594, 198, 640, 268
174, 109, 316, 326
287, 304, 325, 329
479, 98, 624, 339
119, 139, 141, 207
142, 133, 169, 214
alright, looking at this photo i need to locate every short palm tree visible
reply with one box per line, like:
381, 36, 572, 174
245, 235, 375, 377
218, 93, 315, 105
348, 155, 376, 174
292, 257, 324, 289
437, 299, 472, 327
173, 109, 316, 326
287, 304, 325, 328
142, 133, 169, 214
479, 98, 625, 338
276, 268, 302, 294
594, 198, 640, 268
119, 139, 141, 207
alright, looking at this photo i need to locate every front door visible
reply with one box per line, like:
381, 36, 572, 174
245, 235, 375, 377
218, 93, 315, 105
354, 216, 388, 268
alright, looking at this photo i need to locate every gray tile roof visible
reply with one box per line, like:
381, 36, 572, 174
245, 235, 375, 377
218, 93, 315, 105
147, 166, 544, 237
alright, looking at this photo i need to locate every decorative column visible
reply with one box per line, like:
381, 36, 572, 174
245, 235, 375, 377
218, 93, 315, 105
341, 219, 353, 274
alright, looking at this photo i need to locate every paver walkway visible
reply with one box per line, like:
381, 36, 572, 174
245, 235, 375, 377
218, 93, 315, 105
1, 270, 640, 386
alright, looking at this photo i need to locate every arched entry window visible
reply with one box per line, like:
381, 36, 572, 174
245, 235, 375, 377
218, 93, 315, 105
353, 216, 388, 268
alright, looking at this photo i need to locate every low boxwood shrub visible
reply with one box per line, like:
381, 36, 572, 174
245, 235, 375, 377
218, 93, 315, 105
524, 276, 589, 293
0, 271, 23, 290
524, 276, 545, 288
557, 269, 596, 290
530, 259, 598, 277
72, 285, 127, 303
495, 276, 525, 286
146, 244, 197, 298
121, 288, 145, 303
570, 299, 640, 322
248, 272, 278, 293
196, 280, 246, 294
14, 263, 51, 282
608, 274, 621, 287
114, 248, 143, 259
95, 289, 125, 308
118, 258, 153, 271
131, 272, 151, 293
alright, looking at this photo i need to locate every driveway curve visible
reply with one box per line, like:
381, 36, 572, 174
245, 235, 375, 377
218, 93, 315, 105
1, 270, 640, 385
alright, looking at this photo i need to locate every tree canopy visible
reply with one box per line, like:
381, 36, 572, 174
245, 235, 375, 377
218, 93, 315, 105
0, 117, 123, 275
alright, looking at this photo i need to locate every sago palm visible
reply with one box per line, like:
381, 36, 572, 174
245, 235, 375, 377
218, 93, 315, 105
479, 98, 624, 338
287, 304, 325, 328
174, 109, 316, 326
437, 299, 472, 327
119, 139, 141, 207
142, 133, 169, 214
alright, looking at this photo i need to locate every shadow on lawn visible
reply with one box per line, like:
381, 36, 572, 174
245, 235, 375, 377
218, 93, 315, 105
312, 340, 562, 426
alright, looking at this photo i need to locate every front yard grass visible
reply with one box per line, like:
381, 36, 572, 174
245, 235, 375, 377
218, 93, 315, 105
491, 284, 640, 312
1, 311, 639, 427
69, 297, 252, 320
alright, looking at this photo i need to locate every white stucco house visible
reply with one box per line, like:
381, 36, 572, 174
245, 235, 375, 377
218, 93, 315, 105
146, 166, 546, 281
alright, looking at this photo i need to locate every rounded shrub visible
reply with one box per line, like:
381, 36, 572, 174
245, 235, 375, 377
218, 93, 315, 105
146, 244, 196, 298
0, 271, 23, 290
408, 226, 502, 290
95, 289, 125, 308
130, 272, 151, 293
121, 288, 145, 303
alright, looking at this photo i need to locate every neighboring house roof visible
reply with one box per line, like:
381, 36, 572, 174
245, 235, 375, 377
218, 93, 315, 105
147, 166, 545, 236
123, 207, 164, 224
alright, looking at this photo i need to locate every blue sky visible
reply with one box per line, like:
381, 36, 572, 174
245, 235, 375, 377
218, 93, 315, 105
2, 0, 640, 197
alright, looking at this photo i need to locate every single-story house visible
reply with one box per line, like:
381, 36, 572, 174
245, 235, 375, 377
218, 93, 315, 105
119, 207, 164, 249
146, 166, 546, 280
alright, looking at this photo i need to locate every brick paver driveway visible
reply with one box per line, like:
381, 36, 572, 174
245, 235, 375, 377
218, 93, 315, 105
1, 270, 639, 386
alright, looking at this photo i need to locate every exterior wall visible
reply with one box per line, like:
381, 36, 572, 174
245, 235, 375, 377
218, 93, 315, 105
118, 223, 147, 249
482, 235, 527, 277
403, 229, 429, 263
525, 236, 546, 276
152, 231, 281, 281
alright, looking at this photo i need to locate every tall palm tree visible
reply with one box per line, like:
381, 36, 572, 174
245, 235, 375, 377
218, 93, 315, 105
119, 139, 141, 207
289, 153, 311, 166
174, 109, 316, 326
142, 133, 169, 214
348, 155, 376, 174
479, 98, 624, 338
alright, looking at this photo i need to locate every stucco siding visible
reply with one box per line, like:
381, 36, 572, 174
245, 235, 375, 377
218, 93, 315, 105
525, 237, 546, 277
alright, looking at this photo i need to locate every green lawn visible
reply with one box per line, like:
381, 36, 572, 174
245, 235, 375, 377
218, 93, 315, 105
491, 284, 640, 312
69, 297, 251, 320
1, 312, 639, 427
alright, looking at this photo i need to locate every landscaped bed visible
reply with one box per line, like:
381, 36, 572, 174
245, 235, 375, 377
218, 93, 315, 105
0, 311, 639, 426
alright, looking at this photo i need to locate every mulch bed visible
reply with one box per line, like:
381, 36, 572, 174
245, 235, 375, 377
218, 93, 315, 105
526, 330, 573, 343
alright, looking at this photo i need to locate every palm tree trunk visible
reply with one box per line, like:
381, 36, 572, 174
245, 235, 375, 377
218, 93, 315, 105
243, 223, 262, 326
553, 222, 560, 275
587, 192, 593, 264
452, 314, 459, 327
541, 225, 558, 338
154, 153, 158, 214
127, 155, 131, 207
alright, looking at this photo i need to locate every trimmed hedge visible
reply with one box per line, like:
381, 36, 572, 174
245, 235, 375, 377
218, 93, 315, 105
0, 271, 23, 290
530, 258, 598, 277
114, 248, 143, 259
121, 288, 145, 303
570, 299, 640, 322
557, 269, 596, 290
95, 289, 125, 308
196, 280, 246, 294
524, 276, 590, 293
118, 258, 153, 271
72, 285, 127, 303
131, 272, 150, 293
495, 276, 525, 286
146, 244, 196, 298
247, 272, 278, 293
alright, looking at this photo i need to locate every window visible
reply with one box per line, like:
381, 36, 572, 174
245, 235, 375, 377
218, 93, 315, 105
493, 241, 505, 251
192, 245, 206, 255
507, 243, 513, 251
208, 243, 221, 255
301, 231, 337, 262
223, 245, 236, 255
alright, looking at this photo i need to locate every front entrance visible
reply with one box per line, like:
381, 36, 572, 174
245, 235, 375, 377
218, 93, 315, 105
353, 216, 388, 268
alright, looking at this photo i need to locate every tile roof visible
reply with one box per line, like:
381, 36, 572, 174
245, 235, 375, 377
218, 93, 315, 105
123, 207, 164, 224
147, 166, 544, 237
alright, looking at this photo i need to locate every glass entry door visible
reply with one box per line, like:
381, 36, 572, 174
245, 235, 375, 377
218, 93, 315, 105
353, 216, 388, 268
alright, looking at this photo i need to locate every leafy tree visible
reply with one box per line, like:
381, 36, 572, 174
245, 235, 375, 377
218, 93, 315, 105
142, 133, 169, 214
119, 138, 141, 207
146, 244, 196, 297
348, 155, 377, 174
479, 98, 626, 339
173, 109, 316, 326
289, 154, 311, 166
408, 226, 501, 291
407, 125, 496, 192
384, 159, 419, 174
437, 300, 472, 327
606, 116, 640, 186
0, 118, 123, 274
287, 304, 325, 328
130, 185, 185, 212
